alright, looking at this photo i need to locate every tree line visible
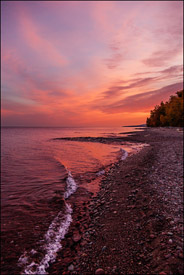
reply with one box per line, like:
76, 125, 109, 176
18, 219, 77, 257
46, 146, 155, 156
146, 90, 183, 127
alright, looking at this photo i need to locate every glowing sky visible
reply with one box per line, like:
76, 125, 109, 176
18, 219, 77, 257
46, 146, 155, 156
1, 1, 183, 127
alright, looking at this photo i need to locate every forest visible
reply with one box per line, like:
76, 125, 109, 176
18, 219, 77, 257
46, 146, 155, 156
146, 90, 183, 127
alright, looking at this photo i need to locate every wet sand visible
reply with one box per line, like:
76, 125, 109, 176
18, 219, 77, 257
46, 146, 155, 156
48, 127, 183, 274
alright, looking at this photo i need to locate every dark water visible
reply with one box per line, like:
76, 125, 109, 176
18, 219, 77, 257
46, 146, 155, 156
1, 127, 141, 274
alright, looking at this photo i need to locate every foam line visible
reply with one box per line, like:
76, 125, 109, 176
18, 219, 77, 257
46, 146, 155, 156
120, 148, 128, 160
18, 170, 77, 274
18, 203, 72, 274
96, 170, 105, 176
64, 170, 78, 199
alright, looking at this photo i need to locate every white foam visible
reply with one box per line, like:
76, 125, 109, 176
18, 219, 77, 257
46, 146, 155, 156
64, 170, 78, 199
18, 203, 72, 274
131, 143, 149, 153
53, 157, 78, 199
96, 170, 105, 176
18, 170, 77, 274
120, 148, 128, 160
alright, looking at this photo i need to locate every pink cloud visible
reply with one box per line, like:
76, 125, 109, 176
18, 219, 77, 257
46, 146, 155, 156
160, 65, 183, 75
142, 48, 182, 67
102, 64, 183, 99
18, 6, 68, 67
104, 52, 123, 70
1, 109, 23, 116
134, 65, 183, 77
2, 49, 71, 102
91, 82, 183, 114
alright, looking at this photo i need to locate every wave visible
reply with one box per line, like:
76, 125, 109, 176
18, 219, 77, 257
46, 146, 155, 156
64, 170, 78, 199
19, 203, 72, 274
18, 146, 129, 274
18, 169, 77, 274
53, 157, 78, 199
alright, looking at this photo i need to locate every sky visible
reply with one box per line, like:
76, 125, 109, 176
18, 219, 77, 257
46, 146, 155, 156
1, 1, 183, 127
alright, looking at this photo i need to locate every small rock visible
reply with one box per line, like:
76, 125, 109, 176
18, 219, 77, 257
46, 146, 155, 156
63, 257, 72, 265
75, 221, 80, 227
95, 268, 105, 275
178, 252, 183, 259
168, 239, 173, 244
112, 265, 118, 271
167, 232, 173, 236
150, 234, 155, 239
164, 254, 171, 259
72, 232, 81, 243
80, 240, 87, 247
113, 211, 117, 214
102, 246, 106, 252
68, 264, 74, 271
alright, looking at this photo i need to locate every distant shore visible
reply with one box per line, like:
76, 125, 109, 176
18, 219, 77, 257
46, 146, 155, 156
49, 127, 183, 275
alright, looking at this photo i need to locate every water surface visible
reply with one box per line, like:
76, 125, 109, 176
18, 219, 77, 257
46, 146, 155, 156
1, 126, 142, 274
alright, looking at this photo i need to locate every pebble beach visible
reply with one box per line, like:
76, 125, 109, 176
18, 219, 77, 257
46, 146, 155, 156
48, 127, 183, 275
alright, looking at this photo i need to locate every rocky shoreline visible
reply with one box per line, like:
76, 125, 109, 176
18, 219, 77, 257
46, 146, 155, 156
49, 127, 183, 275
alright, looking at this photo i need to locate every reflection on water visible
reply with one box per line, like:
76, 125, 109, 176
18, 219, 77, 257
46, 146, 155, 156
1, 126, 141, 274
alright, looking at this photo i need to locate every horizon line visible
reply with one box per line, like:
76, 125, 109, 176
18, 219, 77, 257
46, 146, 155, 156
1, 125, 145, 128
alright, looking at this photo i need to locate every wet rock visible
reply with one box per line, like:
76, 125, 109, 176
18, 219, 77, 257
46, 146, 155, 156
75, 221, 80, 227
112, 265, 117, 272
101, 246, 106, 252
164, 253, 171, 259
68, 264, 74, 271
178, 252, 183, 259
81, 253, 88, 257
80, 240, 87, 247
95, 268, 105, 274
72, 231, 81, 243
63, 257, 73, 265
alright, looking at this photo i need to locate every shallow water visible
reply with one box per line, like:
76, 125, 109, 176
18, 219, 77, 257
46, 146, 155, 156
1, 126, 142, 274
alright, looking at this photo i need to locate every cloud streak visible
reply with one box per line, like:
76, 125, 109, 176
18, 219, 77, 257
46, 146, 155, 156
102, 64, 183, 99
142, 48, 182, 67
91, 82, 183, 114
18, 5, 68, 67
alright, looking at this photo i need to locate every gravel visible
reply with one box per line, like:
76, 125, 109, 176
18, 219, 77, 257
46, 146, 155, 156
49, 127, 183, 275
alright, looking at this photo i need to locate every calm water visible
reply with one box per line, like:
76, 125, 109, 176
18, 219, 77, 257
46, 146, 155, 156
1, 126, 142, 274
